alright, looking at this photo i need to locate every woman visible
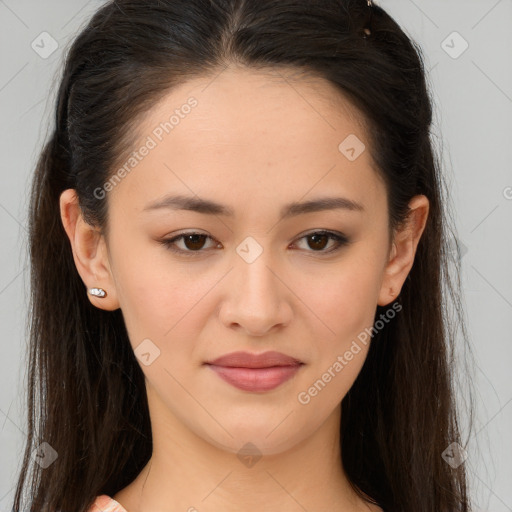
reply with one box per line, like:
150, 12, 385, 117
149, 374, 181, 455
13, 0, 474, 511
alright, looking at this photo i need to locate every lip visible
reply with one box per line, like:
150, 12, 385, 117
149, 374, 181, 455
204, 351, 304, 392
206, 350, 303, 368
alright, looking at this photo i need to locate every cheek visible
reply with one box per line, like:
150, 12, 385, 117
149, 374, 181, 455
111, 245, 217, 348
307, 254, 383, 341
295, 261, 380, 408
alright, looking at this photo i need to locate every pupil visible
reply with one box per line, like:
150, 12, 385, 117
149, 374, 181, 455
309, 234, 328, 250
185, 234, 206, 250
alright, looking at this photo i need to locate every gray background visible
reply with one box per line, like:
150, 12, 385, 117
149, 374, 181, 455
1, 1, 511, 510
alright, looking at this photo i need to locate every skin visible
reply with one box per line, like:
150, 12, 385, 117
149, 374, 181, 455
60, 66, 429, 512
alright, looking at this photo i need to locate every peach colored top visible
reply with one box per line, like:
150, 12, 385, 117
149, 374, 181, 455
88, 495, 128, 512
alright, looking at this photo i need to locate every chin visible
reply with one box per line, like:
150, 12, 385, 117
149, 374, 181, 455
199, 418, 309, 458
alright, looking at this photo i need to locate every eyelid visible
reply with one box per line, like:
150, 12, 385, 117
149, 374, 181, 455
158, 229, 350, 257
163, 230, 219, 255
291, 230, 350, 254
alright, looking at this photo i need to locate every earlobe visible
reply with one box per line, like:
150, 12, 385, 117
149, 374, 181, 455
377, 195, 429, 306
59, 188, 120, 311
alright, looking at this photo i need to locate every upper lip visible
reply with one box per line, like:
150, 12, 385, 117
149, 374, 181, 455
205, 351, 303, 368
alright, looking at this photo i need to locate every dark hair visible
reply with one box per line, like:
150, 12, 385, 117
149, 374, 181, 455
14, 1, 475, 511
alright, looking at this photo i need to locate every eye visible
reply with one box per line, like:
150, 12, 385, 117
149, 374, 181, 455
291, 230, 350, 254
159, 232, 220, 256
158, 230, 350, 257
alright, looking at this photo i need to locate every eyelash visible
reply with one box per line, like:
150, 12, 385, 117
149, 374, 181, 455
158, 230, 350, 258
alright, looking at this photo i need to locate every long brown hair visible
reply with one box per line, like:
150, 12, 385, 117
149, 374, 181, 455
14, 1, 475, 510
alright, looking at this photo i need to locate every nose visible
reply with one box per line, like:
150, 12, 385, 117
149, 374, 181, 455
218, 248, 293, 337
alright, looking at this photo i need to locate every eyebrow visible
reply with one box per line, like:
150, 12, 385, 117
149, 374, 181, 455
143, 194, 364, 219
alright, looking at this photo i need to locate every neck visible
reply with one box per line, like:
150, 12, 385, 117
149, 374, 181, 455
114, 387, 375, 512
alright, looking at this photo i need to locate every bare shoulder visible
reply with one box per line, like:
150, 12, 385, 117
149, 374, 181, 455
88, 494, 129, 512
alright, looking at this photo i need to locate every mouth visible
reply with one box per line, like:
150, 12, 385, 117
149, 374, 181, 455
204, 351, 304, 392
204, 350, 303, 368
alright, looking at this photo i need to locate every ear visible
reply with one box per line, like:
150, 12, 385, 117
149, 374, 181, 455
59, 188, 120, 311
378, 195, 430, 306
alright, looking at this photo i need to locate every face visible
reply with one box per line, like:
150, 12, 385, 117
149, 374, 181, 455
64, 67, 426, 457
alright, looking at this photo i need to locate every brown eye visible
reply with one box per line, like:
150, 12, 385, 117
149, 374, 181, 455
306, 233, 330, 251
293, 230, 349, 254
160, 232, 219, 256
180, 233, 209, 251
159, 230, 349, 258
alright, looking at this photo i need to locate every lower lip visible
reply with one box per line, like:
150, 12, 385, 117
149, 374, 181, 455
206, 364, 302, 392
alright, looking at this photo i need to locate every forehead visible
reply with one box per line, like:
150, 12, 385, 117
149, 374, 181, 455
144, 66, 366, 144
108, 66, 384, 217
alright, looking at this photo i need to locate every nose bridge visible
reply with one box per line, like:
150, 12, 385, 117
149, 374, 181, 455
239, 246, 277, 297
220, 235, 291, 335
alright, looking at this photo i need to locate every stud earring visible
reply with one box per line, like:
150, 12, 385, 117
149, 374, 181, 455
88, 287, 107, 298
